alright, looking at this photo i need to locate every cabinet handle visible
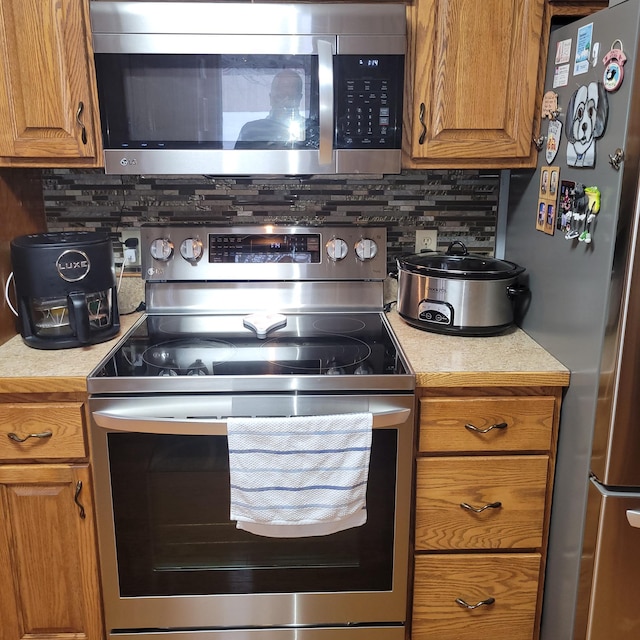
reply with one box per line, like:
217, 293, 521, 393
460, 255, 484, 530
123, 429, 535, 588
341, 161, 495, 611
7, 430, 53, 443
460, 501, 502, 513
455, 596, 496, 610
76, 101, 88, 145
464, 421, 508, 434
74, 481, 86, 519
418, 102, 427, 144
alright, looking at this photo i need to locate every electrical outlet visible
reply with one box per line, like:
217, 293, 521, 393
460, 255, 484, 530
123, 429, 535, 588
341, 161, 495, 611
120, 228, 141, 267
415, 230, 438, 254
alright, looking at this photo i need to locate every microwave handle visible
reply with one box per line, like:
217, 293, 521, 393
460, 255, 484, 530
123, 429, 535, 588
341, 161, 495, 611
317, 38, 334, 166
92, 408, 410, 436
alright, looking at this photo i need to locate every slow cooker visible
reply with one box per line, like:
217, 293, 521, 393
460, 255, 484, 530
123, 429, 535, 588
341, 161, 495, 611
395, 241, 528, 336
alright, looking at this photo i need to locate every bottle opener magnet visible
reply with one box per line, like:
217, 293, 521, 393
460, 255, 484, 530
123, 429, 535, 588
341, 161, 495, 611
603, 40, 626, 92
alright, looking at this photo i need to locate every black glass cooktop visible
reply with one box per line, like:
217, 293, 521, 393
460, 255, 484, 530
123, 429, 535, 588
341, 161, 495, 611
90, 312, 412, 392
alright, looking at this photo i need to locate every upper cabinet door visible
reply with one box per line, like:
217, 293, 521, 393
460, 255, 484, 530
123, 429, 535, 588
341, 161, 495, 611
0, 0, 102, 166
406, 0, 544, 167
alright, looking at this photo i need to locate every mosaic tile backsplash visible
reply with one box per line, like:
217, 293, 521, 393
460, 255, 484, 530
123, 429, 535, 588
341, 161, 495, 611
42, 169, 500, 272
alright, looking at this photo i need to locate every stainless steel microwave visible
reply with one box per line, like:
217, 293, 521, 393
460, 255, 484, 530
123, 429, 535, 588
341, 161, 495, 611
89, 2, 406, 176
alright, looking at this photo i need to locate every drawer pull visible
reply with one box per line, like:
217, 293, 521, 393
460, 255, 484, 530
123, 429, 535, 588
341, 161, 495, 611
418, 102, 427, 144
464, 421, 508, 434
74, 481, 86, 519
7, 430, 53, 443
460, 501, 502, 513
455, 596, 496, 610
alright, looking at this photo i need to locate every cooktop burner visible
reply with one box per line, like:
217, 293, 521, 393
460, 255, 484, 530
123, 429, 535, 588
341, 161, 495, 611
89, 311, 412, 393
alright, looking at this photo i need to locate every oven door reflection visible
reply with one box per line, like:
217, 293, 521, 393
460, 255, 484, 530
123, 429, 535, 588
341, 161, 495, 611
108, 430, 396, 597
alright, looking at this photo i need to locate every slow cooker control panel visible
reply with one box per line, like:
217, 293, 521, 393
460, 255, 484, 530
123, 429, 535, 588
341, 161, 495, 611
418, 300, 454, 327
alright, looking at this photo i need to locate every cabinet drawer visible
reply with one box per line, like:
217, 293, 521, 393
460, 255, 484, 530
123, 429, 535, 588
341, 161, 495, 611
418, 396, 555, 453
0, 403, 86, 460
415, 455, 548, 550
412, 553, 541, 640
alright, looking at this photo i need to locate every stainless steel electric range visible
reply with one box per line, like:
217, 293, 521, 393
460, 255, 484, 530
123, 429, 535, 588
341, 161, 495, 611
87, 225, 415, 640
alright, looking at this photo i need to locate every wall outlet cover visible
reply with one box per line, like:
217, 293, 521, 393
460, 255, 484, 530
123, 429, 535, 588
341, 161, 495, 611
120, 228, 141, 267
415, 230, 438, 253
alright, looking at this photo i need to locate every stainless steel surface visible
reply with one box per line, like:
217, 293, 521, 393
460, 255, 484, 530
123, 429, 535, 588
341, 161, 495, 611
90, 2, 407, 40
101, 148, 403, 177
90, 2, 405, 176
503, 2, 640, 638
89, 393, 414, 632
109, 629, 405, 640
141, 225, 388, 284
395, 269, 521, 334
92, 397, 411, 434
145, 281, 385, 314
88, 223, 415, 638
574, 479, 640, 639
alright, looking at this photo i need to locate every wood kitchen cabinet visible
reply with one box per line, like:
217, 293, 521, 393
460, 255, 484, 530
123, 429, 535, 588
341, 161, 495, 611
0, 0, 102, 167
411, 388, 562, 640
0, 399, 104, 640
404, 0, 546, 168
403, 0, 608, 170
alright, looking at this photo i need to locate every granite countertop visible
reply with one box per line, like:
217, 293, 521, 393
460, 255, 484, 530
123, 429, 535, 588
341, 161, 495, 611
0, 313, 142, 394
0, 307, 569, 395
385, 311, 569, 388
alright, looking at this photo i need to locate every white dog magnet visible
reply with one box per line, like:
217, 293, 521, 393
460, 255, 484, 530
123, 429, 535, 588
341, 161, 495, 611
565, 82, 608, 167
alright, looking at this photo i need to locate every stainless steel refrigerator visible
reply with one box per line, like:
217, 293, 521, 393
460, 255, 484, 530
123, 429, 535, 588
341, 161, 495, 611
504, 1, 640, 638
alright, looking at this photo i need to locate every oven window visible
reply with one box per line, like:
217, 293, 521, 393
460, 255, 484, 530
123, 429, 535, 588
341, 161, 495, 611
94, 54, 319, 151
107, 429, 396, 596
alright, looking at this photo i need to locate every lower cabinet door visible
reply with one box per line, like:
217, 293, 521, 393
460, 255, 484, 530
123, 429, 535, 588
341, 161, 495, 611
412, 553, 541, 640
0, 464, 103, 640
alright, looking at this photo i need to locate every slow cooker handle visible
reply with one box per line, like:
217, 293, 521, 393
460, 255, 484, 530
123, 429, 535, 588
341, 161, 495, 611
507, 283, 530, 299
445, 240, 468, 256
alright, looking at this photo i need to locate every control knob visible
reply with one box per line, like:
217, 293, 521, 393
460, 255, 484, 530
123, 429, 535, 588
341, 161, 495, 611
326, 237, 348, 261
180, 237, 204, 262
355, 237, 378, 261
150, 238, 174, 261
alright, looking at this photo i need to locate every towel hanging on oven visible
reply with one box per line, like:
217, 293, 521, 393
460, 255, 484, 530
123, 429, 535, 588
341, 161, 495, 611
227, 412, 373, 537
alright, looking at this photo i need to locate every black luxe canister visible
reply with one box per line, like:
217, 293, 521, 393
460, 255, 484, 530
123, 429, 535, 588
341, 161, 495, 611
10, 231, 120, 349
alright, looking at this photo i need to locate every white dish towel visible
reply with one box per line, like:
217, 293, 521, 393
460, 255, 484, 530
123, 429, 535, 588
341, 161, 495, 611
227, 412, 373, 537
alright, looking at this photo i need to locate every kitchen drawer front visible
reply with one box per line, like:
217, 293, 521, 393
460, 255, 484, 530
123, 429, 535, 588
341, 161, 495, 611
418, 396, 555, 453
0, 403, 86, 460
412, 553, 541, 640
415, 455, 548, 550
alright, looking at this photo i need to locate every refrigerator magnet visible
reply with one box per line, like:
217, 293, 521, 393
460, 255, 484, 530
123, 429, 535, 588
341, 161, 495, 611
545, 203, 557, 236
603, 41, 626, 92
546, 120, 562, 164
566, 82, 608, 167
559, 180, 576, 231
574, 23, 594, 75
537, 201, 546, 232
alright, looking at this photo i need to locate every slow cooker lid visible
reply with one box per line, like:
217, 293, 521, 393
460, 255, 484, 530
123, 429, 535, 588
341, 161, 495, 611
398, 241, 525, 279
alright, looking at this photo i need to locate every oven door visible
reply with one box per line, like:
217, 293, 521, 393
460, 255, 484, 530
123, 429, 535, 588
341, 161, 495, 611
89, 394, 414, 637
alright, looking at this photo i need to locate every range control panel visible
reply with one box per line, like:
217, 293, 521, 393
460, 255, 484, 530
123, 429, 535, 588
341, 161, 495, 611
141, 225, 387, 282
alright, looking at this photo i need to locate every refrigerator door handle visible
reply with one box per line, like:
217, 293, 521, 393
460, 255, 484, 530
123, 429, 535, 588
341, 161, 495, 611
626, 509, 640, 528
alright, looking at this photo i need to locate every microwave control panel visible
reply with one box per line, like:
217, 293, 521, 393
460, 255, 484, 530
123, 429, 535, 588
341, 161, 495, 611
335, 55, 404, 150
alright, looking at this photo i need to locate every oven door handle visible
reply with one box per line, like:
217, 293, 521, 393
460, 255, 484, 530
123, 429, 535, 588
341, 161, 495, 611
91, 408, 411, 435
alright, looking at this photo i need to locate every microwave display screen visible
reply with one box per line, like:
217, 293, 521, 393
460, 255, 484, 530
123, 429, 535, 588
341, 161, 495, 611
208, 234, 321, 264
95, 54, 319, 151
